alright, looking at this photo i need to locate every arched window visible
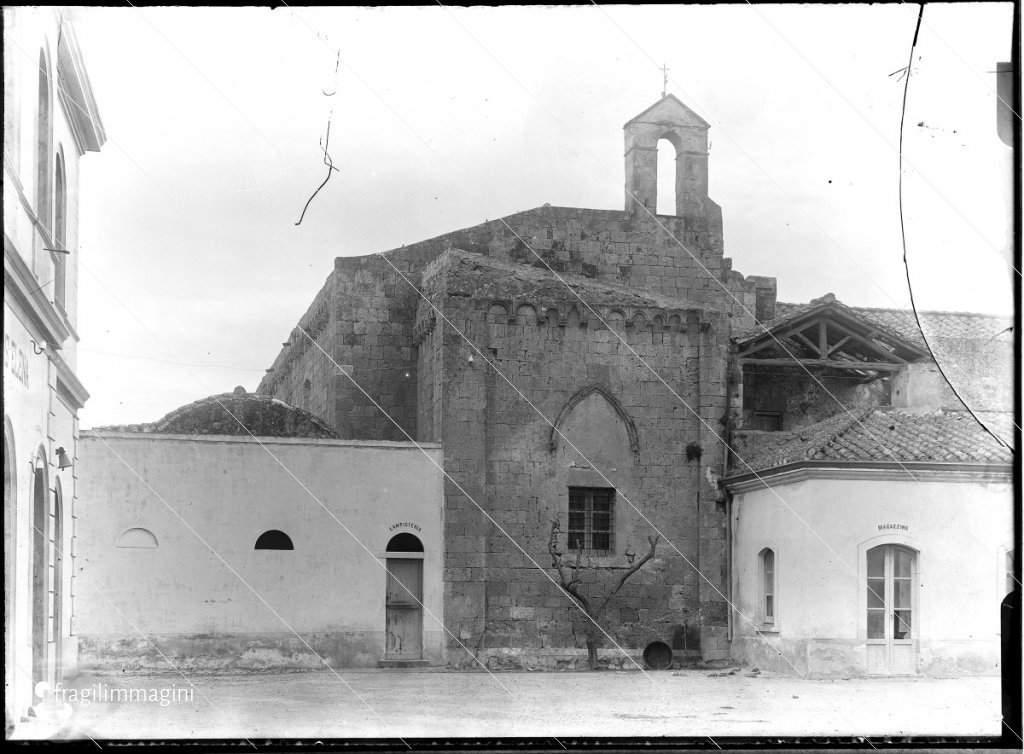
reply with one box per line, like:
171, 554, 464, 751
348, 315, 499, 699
54, 149, 66, 308
36, 49, 52, 232
486, 303, 508, 323
759, 547, 776, 625
656, 137, 676, 215
386, 532, 423, 553
515, 304, 537, 325
255, 530, 294, 550
117, 528, 159, 549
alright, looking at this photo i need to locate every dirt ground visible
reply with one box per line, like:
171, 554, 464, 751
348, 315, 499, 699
12, 667, 1003, 741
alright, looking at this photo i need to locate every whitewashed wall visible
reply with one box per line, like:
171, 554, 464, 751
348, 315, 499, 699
730, 472, 1013, 677
76, 433, 445, 668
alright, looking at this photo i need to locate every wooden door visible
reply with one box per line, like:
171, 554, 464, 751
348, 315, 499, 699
866, 545, 916, 674
385, 559, 423, 659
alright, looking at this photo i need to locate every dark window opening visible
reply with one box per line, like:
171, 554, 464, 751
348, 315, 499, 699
255, 530, 294, 550
568, 487, 614, 553
753, 411, 783, 432
386, 532, 423, 552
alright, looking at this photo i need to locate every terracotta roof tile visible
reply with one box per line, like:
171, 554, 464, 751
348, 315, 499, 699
746, 296, 1011, 344
731, 408, 1014, 473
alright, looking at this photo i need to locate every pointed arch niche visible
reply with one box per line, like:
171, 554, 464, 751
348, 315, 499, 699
549, 386, 638, 557
549, 386, 639, 456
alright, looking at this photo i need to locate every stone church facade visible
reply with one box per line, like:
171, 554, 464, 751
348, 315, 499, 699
258, 95, 779, 666
60, 93, 1011, 678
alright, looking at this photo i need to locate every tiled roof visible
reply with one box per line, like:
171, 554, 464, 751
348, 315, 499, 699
730, 408, 1014, 474
746, 294, 1013, 347
91, 387, 339, 439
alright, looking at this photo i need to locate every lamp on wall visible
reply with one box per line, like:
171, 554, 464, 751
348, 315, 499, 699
55, 447, 72, 470
625, 544, 636, 564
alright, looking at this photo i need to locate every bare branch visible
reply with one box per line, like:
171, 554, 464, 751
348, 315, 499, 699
595, 535, 659, 616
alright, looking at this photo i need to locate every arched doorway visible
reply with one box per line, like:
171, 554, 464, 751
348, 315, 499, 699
52, 478, 63, 686
384, 533, 423, 660
4, 422, 16, 727
31, 460, 48, 689
866, 544, 917, 674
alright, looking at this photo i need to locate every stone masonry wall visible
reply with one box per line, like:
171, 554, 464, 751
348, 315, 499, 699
257, 205, 770, 667
260, 205, 768, 448
930, 335, 1014, 414
419, 251, 732, 667
259, 276, 337, 427
741, 369, 891, 432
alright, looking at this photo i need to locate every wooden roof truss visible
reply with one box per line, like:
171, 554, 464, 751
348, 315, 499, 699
738, 311, 928, 374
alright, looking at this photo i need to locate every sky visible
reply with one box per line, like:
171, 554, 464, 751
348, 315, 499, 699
67, 4, 1016, 429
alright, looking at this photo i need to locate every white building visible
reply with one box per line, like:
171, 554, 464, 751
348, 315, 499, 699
74, 389, 446, 671
3, 7, 105, 728
724, 408, 1014, 678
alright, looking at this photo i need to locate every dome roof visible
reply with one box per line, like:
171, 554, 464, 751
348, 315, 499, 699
95, 387, 339, 439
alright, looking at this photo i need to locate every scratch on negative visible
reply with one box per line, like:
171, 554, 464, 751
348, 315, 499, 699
296, 52, 342, 226
896, 4, 1013, 453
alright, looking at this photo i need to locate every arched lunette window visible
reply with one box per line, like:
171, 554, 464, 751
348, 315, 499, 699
386, 532, 423, 553
255, 530, 294, 550
117, 528, 158, 549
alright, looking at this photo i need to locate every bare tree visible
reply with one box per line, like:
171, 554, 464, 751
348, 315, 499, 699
547, 518, 659, 670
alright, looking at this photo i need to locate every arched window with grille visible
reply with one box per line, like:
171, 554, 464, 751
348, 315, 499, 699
759, 547, 776, 626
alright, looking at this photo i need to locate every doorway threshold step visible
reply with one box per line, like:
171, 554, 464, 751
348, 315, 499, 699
377, 660, 431, 668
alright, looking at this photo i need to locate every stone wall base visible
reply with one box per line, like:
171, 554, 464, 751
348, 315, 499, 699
446, 647, 717, 671
78, 632, 446, 670
731, 635, 1002, 678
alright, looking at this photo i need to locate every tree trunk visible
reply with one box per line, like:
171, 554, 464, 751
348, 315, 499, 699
586, 625, 598, 670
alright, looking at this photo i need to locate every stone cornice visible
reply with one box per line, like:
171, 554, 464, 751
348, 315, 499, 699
4, 231, 71, 346
81, 431, 443, 451
56, 17, 106, 155
722, 460, 1014, 493
52, 348, 89, 410
413, 314, 436, 346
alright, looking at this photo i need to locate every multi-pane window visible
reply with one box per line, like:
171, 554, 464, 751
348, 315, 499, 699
867, 545, 913, 641
761, 548, 775, 623
567, 487, 614, 553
